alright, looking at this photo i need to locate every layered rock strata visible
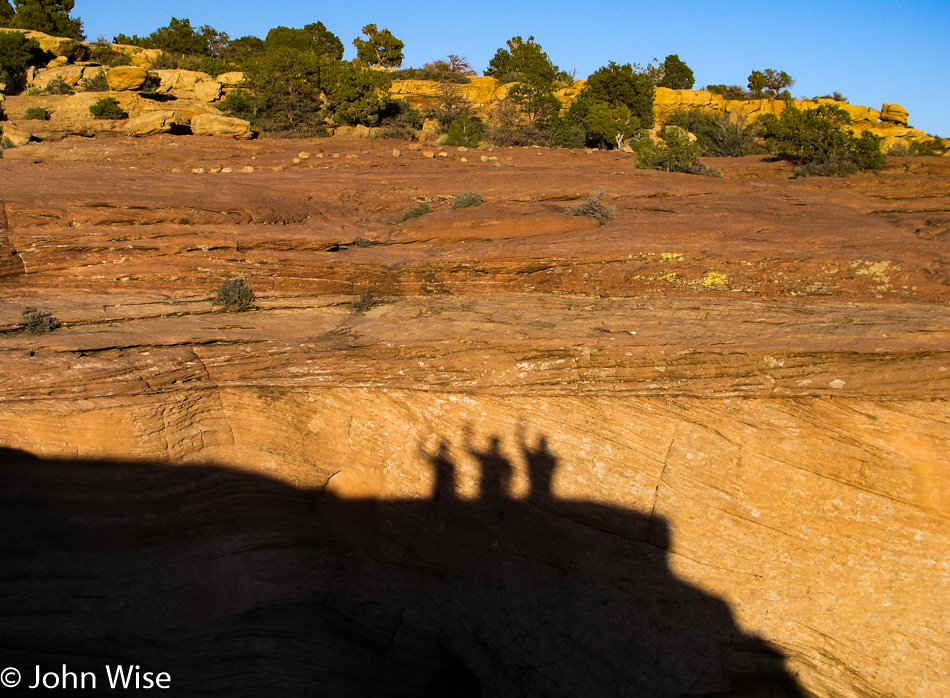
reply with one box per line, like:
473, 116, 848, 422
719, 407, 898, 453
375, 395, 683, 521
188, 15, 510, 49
0, 138, 947, 697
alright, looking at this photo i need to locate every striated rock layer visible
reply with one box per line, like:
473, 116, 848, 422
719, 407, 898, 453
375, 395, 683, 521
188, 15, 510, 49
0, 137, 948, 697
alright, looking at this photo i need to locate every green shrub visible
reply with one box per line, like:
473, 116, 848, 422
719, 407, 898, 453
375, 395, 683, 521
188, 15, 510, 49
148, 51, 180, 70
401, 202, 431, 221
138, 73, 161, 94
664, 108, 761, 157
886, 142, 911, 157
238, 47, 390, 134
352, 291, 375, 313
23, 106, 49, 120
353, 24, 404, 68
548, 118, 586, 149
89, 42, 132, 67
264, 23, 344, 61
748, 69, 794, 99
198, 56, 238, 76
451, 192, 483, 209
443, 115, 482, 147
571, 99, 641, 150
571, 61, 655, 129
759, 104, 884, 176
42, 76, 73, 95
656, 54, 694, 89
391, 57, 473, 83
910, 137, 948, 157
0, 30, 44, 90
218, 88, 256, 121
54, 40, 90, 63
377, 98, 423, 139
487, 99, 547, 146
567, 189, 614, 225
79, 69, 109, 92
705, 84, 754, 100
635, 127, 700, 172
214, 278, 255, 311
3, 0, 84, 40
89, 96, 127, 120
22, 307, 60, 334
815, 92, 848, 103
350, 236, 372, 248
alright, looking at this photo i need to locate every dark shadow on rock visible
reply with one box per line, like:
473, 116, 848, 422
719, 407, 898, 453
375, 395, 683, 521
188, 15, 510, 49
0, 443, 806, 697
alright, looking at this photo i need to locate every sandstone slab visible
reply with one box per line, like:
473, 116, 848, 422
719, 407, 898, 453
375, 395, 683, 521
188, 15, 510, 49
190, 113, 254, 139
0, 122, 31, 146
126, 110, 178, 137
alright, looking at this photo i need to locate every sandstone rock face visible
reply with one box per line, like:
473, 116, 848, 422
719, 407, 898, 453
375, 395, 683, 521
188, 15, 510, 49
0, 139, 947, 697
190, 113, 254, 138
106, 66, 148, 91
126, 110, 178, 137
391, 75, 511, 118
0, 203, 25, 278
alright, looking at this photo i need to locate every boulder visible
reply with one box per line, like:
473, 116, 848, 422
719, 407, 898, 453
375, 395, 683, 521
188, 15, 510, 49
190, 113, 254, 139
106, 66, 149, 91
333, 124, 376, 139
47, 56, 69, 68
1, 123, 32, 147
193, 80, 222, 102
880, 103, 909, 125
152, 70, 206, 95
217, 72, 244, 87
126, 111, 178, 137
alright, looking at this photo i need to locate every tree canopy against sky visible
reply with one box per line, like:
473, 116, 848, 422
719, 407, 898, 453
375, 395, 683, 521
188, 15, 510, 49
0, 0, 83, 39
9, 0, 948, 135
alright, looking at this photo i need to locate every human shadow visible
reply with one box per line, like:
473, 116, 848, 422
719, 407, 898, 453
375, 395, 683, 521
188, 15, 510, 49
0, 440, 806, 697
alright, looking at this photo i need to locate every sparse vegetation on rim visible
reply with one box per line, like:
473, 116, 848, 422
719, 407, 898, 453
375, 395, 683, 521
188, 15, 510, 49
214, 278, 255, 311
567, 189, 614, 225
22, 307, 61, 334
452, 192, 483, 209
79, 68, 108, 92
351, 291, 376, 313
401, 202, 431, 221
22, 105, 49, 119
88, 96, 127, 120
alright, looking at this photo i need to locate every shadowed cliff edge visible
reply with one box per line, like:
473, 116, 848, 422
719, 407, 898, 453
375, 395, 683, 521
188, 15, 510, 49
0, 441, 805, 697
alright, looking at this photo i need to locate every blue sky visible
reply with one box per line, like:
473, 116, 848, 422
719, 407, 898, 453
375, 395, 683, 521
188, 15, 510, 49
74, 0, 950, 136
